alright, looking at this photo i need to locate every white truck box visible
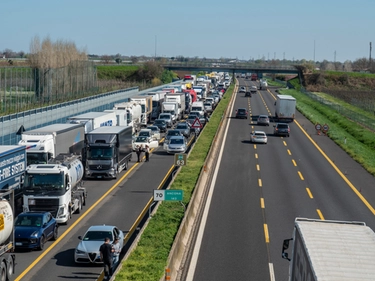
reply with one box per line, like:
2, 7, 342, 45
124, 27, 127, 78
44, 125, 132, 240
275, 95, 296, 122
68, 111, 117, 133
282, 218, 375, 281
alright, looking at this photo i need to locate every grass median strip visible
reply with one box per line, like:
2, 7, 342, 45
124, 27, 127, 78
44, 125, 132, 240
116, 85, 235, 281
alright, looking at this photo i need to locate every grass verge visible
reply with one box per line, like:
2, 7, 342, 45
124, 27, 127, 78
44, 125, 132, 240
115, 85, 235, 280
281, 89, 375, 175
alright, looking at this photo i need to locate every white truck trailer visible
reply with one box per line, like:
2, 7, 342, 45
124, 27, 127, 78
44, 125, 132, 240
19, 123, 85, 165
22, 154, 86, 224
275, 95, 296, 122
282, 218, 375, 281
67, 111, 117, 133
162, 102, 179, 123
164, 93, 186, 120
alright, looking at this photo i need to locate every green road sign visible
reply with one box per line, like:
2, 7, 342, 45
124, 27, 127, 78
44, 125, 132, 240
153, 190, 183, 201
174, 153, 187, 166
165, 190, 183, 201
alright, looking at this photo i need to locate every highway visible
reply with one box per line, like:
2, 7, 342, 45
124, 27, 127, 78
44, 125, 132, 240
186, 78, 375, 281
13, 131, 192, 280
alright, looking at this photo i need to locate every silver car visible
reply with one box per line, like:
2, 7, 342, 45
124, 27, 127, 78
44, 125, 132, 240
175, 122, 190, 138
166, 136, 187, 154
75, 225, 124, 264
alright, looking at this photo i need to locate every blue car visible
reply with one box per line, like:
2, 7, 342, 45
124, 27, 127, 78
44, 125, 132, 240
15, 212, 58, 250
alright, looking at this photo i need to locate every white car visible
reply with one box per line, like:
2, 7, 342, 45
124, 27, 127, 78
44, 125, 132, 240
75, 225, 124, 264
146, 126, 161, 140
250, 131, 268, 144
132, 136, 159, 151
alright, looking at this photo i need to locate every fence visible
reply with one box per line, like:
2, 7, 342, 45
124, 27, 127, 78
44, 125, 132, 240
0, 61, 97, 115
301, 87, 375, 131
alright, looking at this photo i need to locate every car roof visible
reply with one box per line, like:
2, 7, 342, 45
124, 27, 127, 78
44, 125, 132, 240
253, 131, 266, 135
167, 130, 181, 133
86, 225, 116, 232
259, 115, 269, 118
237, 108, 247, 111
170, 135, 184, 139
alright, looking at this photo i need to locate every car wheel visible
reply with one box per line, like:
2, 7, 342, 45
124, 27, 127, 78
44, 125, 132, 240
38, 235, 45, 251
52, 226, 58, 241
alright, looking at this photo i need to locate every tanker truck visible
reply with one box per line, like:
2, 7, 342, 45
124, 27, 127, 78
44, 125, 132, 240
22, 154, 86, 224
0, 188, 16, 281
113, 102, 142, 134
67, 111, 117, 133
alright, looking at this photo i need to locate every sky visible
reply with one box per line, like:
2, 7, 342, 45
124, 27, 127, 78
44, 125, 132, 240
1, 0, 374, 62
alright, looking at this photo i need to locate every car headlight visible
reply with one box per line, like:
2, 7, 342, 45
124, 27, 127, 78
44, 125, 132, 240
75, 248, 86, 254
31, 231, 39, 237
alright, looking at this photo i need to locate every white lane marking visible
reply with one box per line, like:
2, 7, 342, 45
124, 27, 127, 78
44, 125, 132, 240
186, 89, 237, 280
269, 263, 275, 281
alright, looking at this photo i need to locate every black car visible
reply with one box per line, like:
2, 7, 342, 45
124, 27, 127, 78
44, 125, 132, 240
274, 123, 290, 137
235, 108, 248, 119
153, 119, 167, 132
175, 122, 191, 138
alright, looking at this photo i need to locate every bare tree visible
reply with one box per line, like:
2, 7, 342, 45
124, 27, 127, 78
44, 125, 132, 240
352, 57, 368, 71
101, 55, 112, 64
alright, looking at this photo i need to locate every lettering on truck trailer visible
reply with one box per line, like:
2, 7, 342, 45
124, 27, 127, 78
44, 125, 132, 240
75, 162, 83, 179
0, 153, 26, 181
100, 120, 114, 127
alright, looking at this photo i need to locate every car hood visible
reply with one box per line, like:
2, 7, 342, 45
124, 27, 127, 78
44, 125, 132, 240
168, 143, 185, 149
15, 227, 41, 237
76, 240, 102, 254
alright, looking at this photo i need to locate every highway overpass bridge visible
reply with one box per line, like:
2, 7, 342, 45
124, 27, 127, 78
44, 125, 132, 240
161, 62, 300, 77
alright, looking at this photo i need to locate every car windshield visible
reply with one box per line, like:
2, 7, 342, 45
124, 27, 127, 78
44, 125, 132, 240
159, 115, 170, 119
167, 131, 180, 136
177, 124, 187, 129
170, 138, 184, 144
83, 230, 113, 241
154, 120, 165, 125
278, 124, 288, 129
139, 131, 150, 137
238, 109, 246, 113
148, 127, 158, 131
135, 136, 148, 142
15, 215, 44, 227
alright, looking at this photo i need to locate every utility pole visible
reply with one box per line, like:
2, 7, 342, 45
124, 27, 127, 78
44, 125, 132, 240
313, 40, 316, 62
370, 42, 372, 70
155, 35, 157, 58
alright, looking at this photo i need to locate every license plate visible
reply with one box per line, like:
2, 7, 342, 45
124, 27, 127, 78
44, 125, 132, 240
97, 176, 102, 179
16, 242, 22, 246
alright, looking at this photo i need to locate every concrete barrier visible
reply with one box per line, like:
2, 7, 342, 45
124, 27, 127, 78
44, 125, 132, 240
165, 83, 238, 281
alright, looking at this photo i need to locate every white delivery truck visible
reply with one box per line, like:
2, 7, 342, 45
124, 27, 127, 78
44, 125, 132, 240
19, 123, 85, 165
275, 95, 296, 122
67, 111, 117, 133
23, 154, 86, 224
282, 218, 375, 281
162, 102, 179, 123
103, 109, 128, 126
191, 101, 205, 117
164, 93, 186, 120
147, 91, 166, 120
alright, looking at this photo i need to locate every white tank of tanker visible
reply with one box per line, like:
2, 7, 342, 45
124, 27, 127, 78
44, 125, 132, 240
0, 200, 13, 245
49, 154, 84, 188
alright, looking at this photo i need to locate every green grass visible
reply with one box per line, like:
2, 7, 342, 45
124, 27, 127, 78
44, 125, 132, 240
322, 70, 375, 78
280, 89, 375, 175
96, 65, 139, 80
116, 85, 234, 281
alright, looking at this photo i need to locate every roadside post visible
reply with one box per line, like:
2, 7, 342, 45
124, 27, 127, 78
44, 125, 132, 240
174, 153, 187, 166
315, 123, 321, 135
322, 124, 330, 136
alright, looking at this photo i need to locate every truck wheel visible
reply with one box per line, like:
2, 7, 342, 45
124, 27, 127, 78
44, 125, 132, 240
75, 197, 82, 214
38, 235, 45, 250
124, 161, 128, 171
52, 227, 59, 240
0, 262, 6, 281
7, 257, 14, 277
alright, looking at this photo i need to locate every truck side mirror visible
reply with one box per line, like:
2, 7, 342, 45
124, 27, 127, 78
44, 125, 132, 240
282, 238, 293, 261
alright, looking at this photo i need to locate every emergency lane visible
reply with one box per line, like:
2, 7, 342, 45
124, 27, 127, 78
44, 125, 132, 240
13, 132, 194, 280
188, 78, 375, 281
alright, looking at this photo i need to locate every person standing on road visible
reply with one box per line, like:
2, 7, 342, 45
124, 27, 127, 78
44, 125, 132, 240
136, 144, 143, 162
100, 237, 114, 280
145, 145, 150, 162
112, 237, 121, 269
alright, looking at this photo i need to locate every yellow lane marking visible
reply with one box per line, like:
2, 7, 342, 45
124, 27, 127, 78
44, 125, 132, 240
260, 198, 265, 208
317, 209, 325, 220
295, 120, 375, 216
298, 171, 304, 180
292, 159, 297, 166
287, 149, 292, 155
306, 188, 314, 199
258, 179, 262, 187
255, 153, 258, 159
264, 224, 270, 243
256, 164, 260, 171
283, 141, 287, 146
